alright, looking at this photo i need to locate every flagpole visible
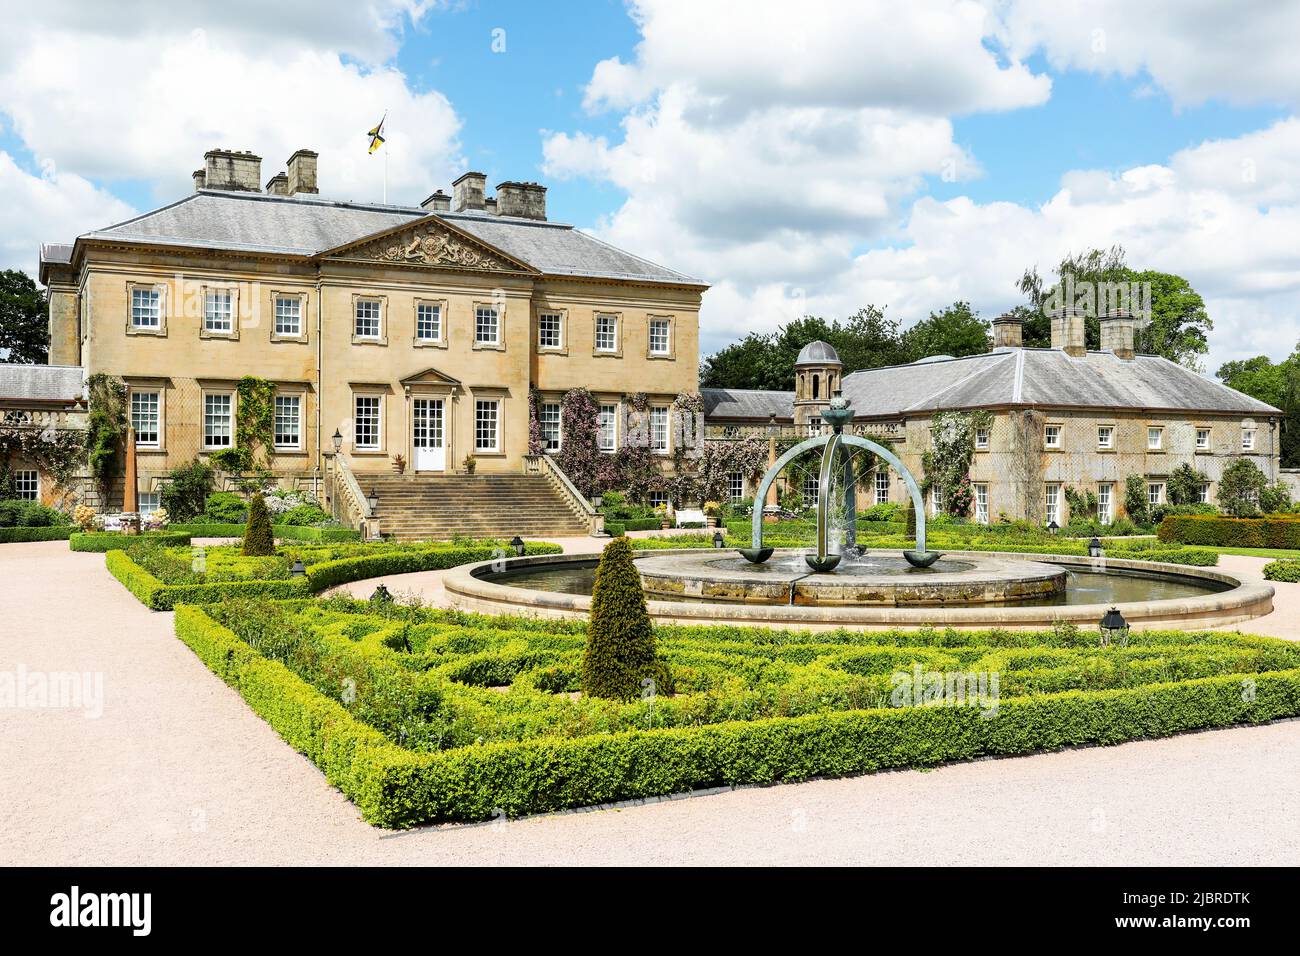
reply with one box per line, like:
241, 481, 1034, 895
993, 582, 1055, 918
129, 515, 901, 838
384, 147, 388, 204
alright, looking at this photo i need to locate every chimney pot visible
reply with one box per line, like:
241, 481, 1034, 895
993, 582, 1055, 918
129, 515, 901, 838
452, 171, 487, 211
286, 149, 318, 195
495, 180, 547, 220
1048, 306, 1087, 358
420, 189, 451, 212
192, 168, 206, 191
265, 172, 289, 196
991, 313, 1023, 349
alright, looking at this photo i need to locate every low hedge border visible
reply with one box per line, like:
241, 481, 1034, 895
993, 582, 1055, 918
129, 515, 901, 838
1160, 514, 1300, 549
71, 531, 193, 552
174, 604, 1300, 828
0, 526, 74, 543
1263, 559, 1300, 583
171, 523, 361, 542
106, 540, 564, 610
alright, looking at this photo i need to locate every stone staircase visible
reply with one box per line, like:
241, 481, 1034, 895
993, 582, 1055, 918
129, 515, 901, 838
361, 474, 593, 541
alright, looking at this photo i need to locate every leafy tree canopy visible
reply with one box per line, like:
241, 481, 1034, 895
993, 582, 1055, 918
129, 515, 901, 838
0, 269, 48, 364
1217, 350, 1300, 466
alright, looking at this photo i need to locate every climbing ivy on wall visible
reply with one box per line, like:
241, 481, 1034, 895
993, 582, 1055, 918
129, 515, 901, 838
86, 373, 127, 500
235, 375, 276, 466
921, 409, 993, 517
0, 415, 86, 498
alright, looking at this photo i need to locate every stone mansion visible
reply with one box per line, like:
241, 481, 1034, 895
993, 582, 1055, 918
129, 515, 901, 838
1, 145, 1279, 533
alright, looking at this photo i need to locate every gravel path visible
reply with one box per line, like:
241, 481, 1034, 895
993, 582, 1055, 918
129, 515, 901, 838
4, 538, 1300, 865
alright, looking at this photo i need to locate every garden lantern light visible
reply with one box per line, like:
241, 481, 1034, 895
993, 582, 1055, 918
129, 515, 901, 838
290, 559, 306, 577
332, 429, 343, 453
1088, 536, 1103, 558
510, 535, 526, 557
713, 529, 725, 548
1099, 606, 1129, 647
1047, 519, 1059, 535
367, 487, 379, 512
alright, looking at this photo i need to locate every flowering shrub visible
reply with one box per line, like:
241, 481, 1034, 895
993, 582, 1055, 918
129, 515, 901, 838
74, 504, 96, 531
143, 507, 169, 531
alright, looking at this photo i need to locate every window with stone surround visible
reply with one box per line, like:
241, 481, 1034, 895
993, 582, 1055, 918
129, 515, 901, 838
1243, 428, 1256, 451
1147, 426, 1163, 450
475, 306, 500, 345
1097, 482, 1113, 524
354, 395, 381, 450
131, 287, 161, 329
540, 402, 561, 452
728, 471, 745, 502
274, 295, 302, 337
874, 470, 889, 504
1044, 424, 1061, 449
203, 289, 234, 333
649, 318, 671, 356
974, 483, 989, 524
203, 393, 233, 449
650, 406, 669, 453
1196, 427, 1210, 450
1097, 425, 1114, 449
354, 299, 382, 339
598, 403, 618, 452
595, 314, 618, 353
130, 390, 160, 447
274, 394, 302, 450
538, 312, 563, 350
475, 399, 500, 452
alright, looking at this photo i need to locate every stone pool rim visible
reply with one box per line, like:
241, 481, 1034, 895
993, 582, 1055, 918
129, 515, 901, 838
443, 548, 1273, 631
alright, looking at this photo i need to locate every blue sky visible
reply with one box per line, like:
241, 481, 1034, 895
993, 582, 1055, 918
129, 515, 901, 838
3, 0, 1300, 371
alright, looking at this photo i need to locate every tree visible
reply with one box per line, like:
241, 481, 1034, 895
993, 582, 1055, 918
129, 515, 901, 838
1166, 463, 1208, 506
1217, 458, 1268, 517
1217, 352, 1300, 467
581, 536, 660, 700
160, 459, 215, 521
242, 493, 275, 556
900, 302, 989, 360
0, 270, 48, 364
1123, 474, 1150, 526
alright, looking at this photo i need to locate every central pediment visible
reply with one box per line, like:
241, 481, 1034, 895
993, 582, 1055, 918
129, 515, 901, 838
320, 215, 535, 274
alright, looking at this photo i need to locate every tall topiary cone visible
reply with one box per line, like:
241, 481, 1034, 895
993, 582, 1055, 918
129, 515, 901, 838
242, 492, 275, 556
582, 536, 658, 700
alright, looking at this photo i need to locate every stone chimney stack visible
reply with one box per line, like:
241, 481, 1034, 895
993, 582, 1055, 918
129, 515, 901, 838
265, 172, 289, 196
991, 313, 1023, 349
452, 171, 487, 211
420, 189, 451, 212
286, 149, 319, 195
192, 168, 206, 191
1100, 309, 1137, 360
495, 181, 547, 220
203, 149, 262, 192
1049, 307, 1087, 358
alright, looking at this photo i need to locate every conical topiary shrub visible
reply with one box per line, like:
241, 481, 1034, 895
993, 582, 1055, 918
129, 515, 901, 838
582, 536, 659, 700
242, 492, 275, 556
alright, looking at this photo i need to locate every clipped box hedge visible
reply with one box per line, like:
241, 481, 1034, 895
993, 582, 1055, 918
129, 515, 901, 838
106, 540, 564, 610
0, 526, 74, 543
71, 531, 193, 552
171, 523, 361, 542
173, 604, 1300, 828
1263, 560, 1300, 583
1159, 514, 1300, 549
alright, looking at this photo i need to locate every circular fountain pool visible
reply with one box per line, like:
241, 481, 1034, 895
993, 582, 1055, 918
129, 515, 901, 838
444, 548, 1273, 631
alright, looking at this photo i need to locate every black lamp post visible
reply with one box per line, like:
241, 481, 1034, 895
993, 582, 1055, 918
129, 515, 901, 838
1088, 536, 1103, 558
332, 429, 343, 453
510, 535, 526, 557
1099, 606, 1129, 647
290, 559, 306, 577
713, 529, 725, 549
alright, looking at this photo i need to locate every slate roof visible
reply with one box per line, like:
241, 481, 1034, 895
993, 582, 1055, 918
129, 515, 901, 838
701, 387, 795, 420
837, 349, 1281, 417
0, 364, 85, 403
73, 190, 704, 286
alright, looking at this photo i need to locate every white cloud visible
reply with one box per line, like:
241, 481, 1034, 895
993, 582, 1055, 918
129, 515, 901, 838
0, 153, 135, 273
0, 0, 462, 274
994, 0, 1300, 108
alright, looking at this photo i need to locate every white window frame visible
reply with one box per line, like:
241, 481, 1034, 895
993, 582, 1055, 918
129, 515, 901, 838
728, 471, 745, 502
202, 287, 235, 335
1097, 425, 1114, 450
1044, 483, 1061, 526
128, 284, 164, 333
595, 314, 619, 354
353, 394, 382, 451
415, 302, 443, 343
1097, 483, 1113, 525
1195, 427, 1210, 450
598, 403, 619, 452
538, 312, 564, 351
1243, 428, 1256, 451
974, 427, 989, 450
273, 294, 303, 338
648, 317, 671, 356
1147, 427, 1163, 450
1044, 424, 1062, 449
353, 298, 383, 342
974, 482, 989, 524
1197, 482, 1210, 504
273, 393, 303, 451
802, 474, 820, 502
138, 491, 160, 515
931, 486, 945, 516
13, 469, 39, 501
130, 390, 161, 448
540, 401, 562, 453
202, 392, 234, 450
649, 405, 670, 454
874, 471, 889, 505
1148, 482, 1165, 508
475, 399, 501, 453
474, 305, 501, 347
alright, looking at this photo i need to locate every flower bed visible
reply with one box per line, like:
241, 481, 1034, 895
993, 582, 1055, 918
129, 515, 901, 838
106, 539, 563, 610
175, 598, 1300, 828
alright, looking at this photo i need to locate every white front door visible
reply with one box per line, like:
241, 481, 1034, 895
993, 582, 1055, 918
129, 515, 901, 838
412, 398, 445, 471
